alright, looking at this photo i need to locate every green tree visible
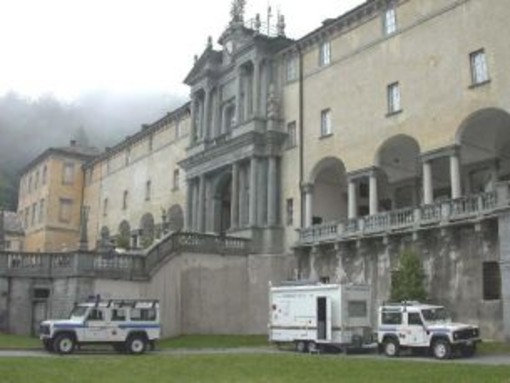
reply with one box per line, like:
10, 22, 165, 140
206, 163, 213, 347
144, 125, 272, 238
390, 248, 427, 302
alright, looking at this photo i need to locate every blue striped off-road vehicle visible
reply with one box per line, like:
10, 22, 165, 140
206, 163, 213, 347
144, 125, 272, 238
377, 302, 480, 360
39, 298, 160, 355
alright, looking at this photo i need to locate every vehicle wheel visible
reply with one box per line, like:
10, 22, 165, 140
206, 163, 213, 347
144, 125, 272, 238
383, 338, 400, 357
308, 341, 319, 354
53, 334, 75, 355
432, 339, 452, 360
43, 339, 54, 352
295, 340, 308, 353
126, 335, 147, 355
460, 343, 476, 358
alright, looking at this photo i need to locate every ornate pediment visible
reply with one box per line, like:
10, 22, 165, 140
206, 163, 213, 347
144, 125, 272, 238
184, 48, 222, 86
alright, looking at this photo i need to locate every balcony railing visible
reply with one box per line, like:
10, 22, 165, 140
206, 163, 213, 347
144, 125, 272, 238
298, 186, 509, 245
0, 232, 251, 279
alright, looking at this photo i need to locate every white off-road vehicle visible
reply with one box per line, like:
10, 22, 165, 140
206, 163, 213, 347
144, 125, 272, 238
377, 302, 480, 359
39, 298, 160, 355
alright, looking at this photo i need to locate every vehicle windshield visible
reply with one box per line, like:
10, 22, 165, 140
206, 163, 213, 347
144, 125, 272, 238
69, 306, 88, 319
421, 307, 451, 324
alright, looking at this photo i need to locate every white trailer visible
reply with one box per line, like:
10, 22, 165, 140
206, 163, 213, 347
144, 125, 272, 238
269, 282, 374, 352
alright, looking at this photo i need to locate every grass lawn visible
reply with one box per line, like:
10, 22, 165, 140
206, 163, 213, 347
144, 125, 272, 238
0, 332, 40, 349
1, 354, 510, 383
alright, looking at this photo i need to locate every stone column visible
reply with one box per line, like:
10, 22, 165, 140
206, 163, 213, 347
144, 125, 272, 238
252, 60, 260, 117
303, 183, 313, 228
257, 158, 267, 225
348, 178, 357, 219
203, 88, 211, 140
190, 96, 197, 143
230, 163, 239, 230
423, 160, 433, 204
236, 66, 243, 125
239, 166, 246, 227
249, 157, 258, 226
450, 150, 462, 199
185, 180, 193, 230
197, 175, 205, 232
210, 89, 219, 139
192, 179, 199, 231
267, 156, 278, 226
369, 171, 378, 215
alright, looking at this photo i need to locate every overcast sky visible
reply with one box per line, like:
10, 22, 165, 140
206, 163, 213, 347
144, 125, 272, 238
0, 0, 364, 101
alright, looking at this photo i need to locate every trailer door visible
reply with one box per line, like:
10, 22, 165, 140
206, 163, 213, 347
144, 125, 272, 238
317, 297, 332, 341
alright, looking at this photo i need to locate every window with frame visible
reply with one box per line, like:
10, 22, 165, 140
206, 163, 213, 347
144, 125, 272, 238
384, 4, 397, 35
387, 82, 401, 114
38, 199, 45, 224
34, 171, 40, 189
348, 301, 368, 318
122, 191, 129, 210
59, 198, 73, 223
382, 311, 402, 325
87, 309, 104, 321
483, 261, 501, 300
42, 165, 47, 185
175, 120, 181, 139
470, 49, 489, 85
148, 135, 154, 151
319, 41, 331, 66
286, 198, 294, 226
28, 176, 32, 193
286, 121, 297, 149
62, 162, 75, 185
24, 208, 29, 228
173, 169, 180, 190
130, 308, 157, 321
111, 309, 126, 321
31, 203, 37, 226
145, 180, 151, 201
103, 198, 108, 217
286, 54, 298, 81
408, 312, 423, 325
320, 109, 332, 137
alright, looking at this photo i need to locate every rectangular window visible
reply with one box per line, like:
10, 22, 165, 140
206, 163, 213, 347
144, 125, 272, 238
31, 203, 37, 226
145, 180, 151, 201
287, 121, 297, 149
62, 162, 75, 185
286, 198, 294, 226
111, 309, 127, 322
286, 55, 298, 81
103, 198, 108, 217
24, 208, 29, 228
483, 261, 501, 300
384, 5, 397, 35
470, 49, 489, 85
387, 82, 401, 114
408, 312, 423, 326
42, 165, 47, 185
148, 135, 153, 151
382, 311, 402, 325
348, 301, 368, 318
38, 199, 45, 224
28, 176, 32, 193
320, 109, 332, 137
173, 169, 180, 190
123, 191, 128, 210
175, 121, 181, 139
34, 171, 40, 190
59, 198, 73, 223
319, 41, 331, 66
130, 308, 157, 321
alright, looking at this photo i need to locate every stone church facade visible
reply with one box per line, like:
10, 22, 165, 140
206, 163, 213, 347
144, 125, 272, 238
4, 0, 510, 340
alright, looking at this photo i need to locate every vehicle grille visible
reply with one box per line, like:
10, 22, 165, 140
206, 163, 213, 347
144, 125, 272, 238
454, 328, 478, 340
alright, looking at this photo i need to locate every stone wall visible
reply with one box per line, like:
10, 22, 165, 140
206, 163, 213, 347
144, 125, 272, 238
296, 217, 504, 340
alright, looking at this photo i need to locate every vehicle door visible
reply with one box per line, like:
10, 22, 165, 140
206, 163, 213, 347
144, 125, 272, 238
316, 297, 332, 342
405, 312, 428, 346
83, 308, 109, 341
109, 308, 128, 342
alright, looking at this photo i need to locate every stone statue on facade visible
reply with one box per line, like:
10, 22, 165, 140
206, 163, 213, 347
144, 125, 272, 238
267, 83, 280, 120
230, 0, 246, 23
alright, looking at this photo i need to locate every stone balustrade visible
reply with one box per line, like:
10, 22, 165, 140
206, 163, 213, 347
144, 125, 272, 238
0, 232, 251, 279
298, 187, 508, 245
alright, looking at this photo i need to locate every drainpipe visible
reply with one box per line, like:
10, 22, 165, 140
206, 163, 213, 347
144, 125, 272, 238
298, 45, 305, 228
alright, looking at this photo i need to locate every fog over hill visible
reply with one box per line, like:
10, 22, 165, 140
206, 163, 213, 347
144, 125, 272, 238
0, 91, 187, 210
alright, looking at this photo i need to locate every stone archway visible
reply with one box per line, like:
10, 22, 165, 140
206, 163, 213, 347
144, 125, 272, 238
167, 204, 184, 232
99, 226, 110, 248
140, 213, 155, 248
308, 157, 348, 224
212, 172, 232, 233
117, 220, 130, 249
375, 135, 421, 209
456, 108, 510, 193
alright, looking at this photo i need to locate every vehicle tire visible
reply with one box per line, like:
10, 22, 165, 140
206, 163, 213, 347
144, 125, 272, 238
295, 340, 308, 353
460, 343, 476, 358
432, 338, 452, 360
53, 334, 75, 355
308, 341, 319, 354
126, 335, 147, 355
383, 338, 400, 357
43, 339, 54, 352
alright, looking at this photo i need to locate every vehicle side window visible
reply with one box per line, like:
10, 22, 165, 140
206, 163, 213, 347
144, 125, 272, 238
130, 308, 157, 321
87, 309, 104, 321
408, 313, 423, 325
382, 312, 402, 325
111, 309, 126, 321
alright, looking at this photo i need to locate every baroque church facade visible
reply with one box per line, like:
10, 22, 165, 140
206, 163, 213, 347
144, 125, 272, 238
9, 0, 510, 340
